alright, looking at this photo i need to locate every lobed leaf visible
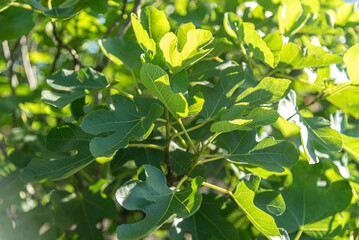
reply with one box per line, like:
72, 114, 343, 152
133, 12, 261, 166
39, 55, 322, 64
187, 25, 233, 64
116, 165, 204, 240
81, 95, 163, 157
41, 68, 108, 108
215, 130, 299, 172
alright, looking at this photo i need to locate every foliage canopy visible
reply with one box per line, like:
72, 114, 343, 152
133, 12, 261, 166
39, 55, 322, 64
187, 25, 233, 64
1, 0, 359, 239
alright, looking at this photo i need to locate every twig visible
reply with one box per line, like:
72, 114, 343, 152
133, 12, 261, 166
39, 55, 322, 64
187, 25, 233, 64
51, 21, 84, 70
50, 45, 61, 74
126, 143, 165, 151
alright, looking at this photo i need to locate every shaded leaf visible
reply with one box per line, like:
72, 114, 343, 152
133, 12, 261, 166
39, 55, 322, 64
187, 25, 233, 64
52, 190, 116, 240
276, 162, 352, 238
215, 130, 299, 172
21, 123, 95, 181
194, 66, 245, 120
41, 68, 108, 108
116, 165, 204, 240
99, 37, 142, 70
81, 95, 163, 157
170, 194, 239, 240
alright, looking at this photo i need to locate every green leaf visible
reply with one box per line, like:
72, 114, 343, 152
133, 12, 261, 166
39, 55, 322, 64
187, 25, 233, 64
194, 66, 245, 120
133, 6, 170, 44
210, 105, 279, 133
99, 37, 142, 70
279, 90, 343, 163
0, 7, 35, 41
254, 191, 286, 216
52, 190, 117, 240
278, 0, 303, 35
116, 165, 204, 240
327, 86, 359, 119
159, 28, 213, 73
232, 174, 281, 239
241, 22, 275, 67
27, 0, 82, 19
171, 70, 188, 93
21, 123, 95, 181
215, 130, 299, 172
276, 162, 352, 238
342, 134, 359, 161
343, 43, 359, 85
236, 77, 292, 107
140, 63, 188, 118
335, 3, 354, 26
223, 13, 276, 67
263, 31, 283, 67
187, 91, 205, 116
169, 194, 239, 240
278, 42, 342, 69
81, 95, 163, 157
41, 68, 108, 108
131, 13, 156, 53
176, 22, 196, 51
111, 147, 164, 175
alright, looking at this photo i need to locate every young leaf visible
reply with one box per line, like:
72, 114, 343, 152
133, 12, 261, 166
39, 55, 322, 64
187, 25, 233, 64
278, 0, 303, 35
115, 165, 204, 240
215, 130, 299, 172
278, 42, 342, 69
81, 95, 163, 157
263, 31, 283, 67
232, 174, 281, 239
140, 63, 188, 118
99, 37, 142, 70
342, 134, 359, 161
343, 43, 359, 85
21, 123, 95, 181
327, 86, 359, 119
133, 6, 170, 44
223, 13, 276, 67
236, 77, 292, 107
41, 68, 108, 108
169, 194, 239, 240
159, 28, 213, 73
278, 90, 343, 163
276, 161, 352, 238
241, 22, 275, 67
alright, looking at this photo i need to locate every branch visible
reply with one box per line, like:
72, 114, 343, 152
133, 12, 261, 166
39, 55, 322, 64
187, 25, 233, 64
116, 0, 141, 37
50, 45, 61, 74
103, 0, 128, 39
164, 108, 174, 185
20, 35, 37, 90
51, 21, 84, 70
